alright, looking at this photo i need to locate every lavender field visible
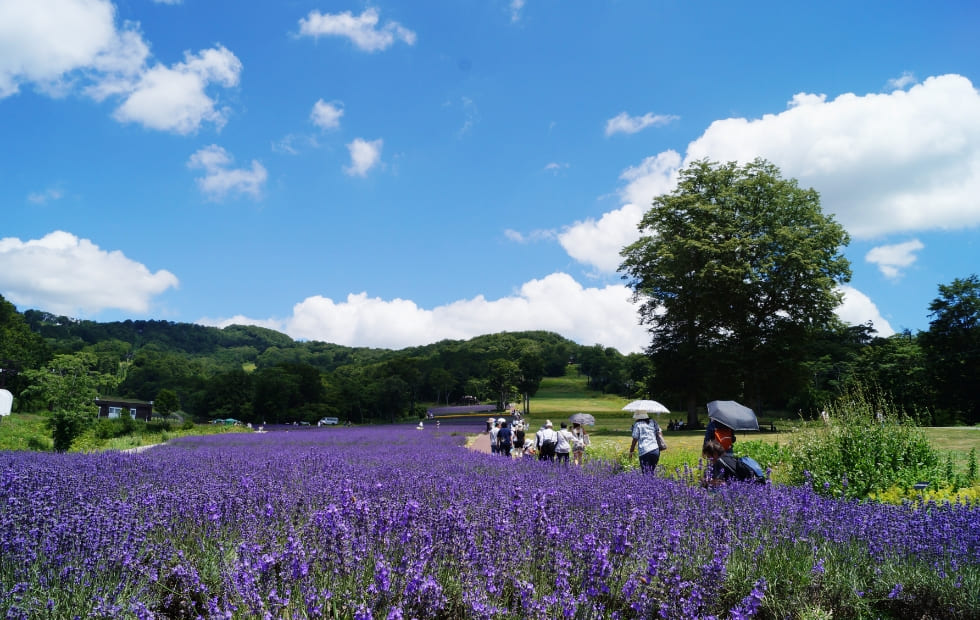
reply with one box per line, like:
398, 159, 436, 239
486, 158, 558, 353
1, 427, 977, 619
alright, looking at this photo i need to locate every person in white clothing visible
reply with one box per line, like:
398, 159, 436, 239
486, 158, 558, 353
535, 420, 558, 461
555, 422, 574, 465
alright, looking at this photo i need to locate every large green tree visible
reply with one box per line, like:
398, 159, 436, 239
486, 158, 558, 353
22, 353, 117, 451
620, 159, 851, 425
920, 275, 980, 424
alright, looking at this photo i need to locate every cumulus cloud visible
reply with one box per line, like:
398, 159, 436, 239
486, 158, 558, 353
605, 111, 678, 136
344, 138, 383, 177
683, 74, 980, 238
0, 0, 126, 97
556, 151, 680, 273
0, 0, 240, 133
557, 204, 646, 273
311, 99, 343, 129
188, 145, 267, 201
298, 8, 416, 52
865, 239, 924, 279
201, 273, 649, 353
0, 231, 178, 315
835, 285, 895, 337
109, 46, 241, 134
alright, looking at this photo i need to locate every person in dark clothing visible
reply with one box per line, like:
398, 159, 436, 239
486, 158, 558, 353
496, 421, 513, 457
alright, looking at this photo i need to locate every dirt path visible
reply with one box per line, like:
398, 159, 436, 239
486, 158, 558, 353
468, 432, 492, 454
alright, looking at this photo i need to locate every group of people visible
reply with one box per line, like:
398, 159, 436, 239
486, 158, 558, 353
485, 411, 752, 485
488, 417, 590, 465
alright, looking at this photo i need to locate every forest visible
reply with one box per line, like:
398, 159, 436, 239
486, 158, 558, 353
1, 272, 978, 428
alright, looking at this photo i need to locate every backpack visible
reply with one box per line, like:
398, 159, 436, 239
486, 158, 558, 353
719, 454, 766, 484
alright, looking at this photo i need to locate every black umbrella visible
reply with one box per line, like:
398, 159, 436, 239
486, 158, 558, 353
568, 412, 596, 426
707, 400, 759, 431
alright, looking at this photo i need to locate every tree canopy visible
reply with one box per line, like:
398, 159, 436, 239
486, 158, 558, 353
620, 159, 851, 422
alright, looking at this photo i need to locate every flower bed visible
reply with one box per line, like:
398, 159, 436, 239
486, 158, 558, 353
1, 427, 977, 618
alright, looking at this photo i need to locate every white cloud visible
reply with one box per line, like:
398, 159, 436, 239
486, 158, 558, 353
605, 111, 678, 136
27, 187, 64, 204
344, 138, 383, 177
835, 285, 895, 337
311, 99, 343, 129
557, 204, 645, 273
110, 46, 241, 134
0, 0, 145, 97
298, 8, 416, 52
509, 0, 525, 23
0, 0, 240, 134
188, 145, 267, 201
544, 162, 569, 174
202, 273, 649, 353
556, 150, 680, 274
617, 150, 682, 209
0, 231, 178, 315
683, 74, 980, 238
865, 239, 924, 279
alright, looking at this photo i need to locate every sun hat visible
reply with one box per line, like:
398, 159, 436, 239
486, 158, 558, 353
497, 417, 506, 424
632, 412, 650, 420
545, 420, 553, 427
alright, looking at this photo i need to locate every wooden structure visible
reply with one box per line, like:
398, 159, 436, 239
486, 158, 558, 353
95, 397, 153, 421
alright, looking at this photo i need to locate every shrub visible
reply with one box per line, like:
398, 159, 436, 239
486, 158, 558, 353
786, 387, 943, 499
47, 409, 92, 452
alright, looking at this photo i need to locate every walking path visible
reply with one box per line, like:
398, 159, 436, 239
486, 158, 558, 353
468, 432, 492, 454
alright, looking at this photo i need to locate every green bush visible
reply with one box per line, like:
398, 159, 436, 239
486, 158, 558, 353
786, 388, 944, 498
48, 409, 92, 452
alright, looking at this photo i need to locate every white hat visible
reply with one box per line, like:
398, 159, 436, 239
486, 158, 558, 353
497, 417, 506, 424
545, 420, 553, 427
632, 411, 650, 420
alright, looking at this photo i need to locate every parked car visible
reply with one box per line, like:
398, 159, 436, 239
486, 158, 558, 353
318, 417, 339, 426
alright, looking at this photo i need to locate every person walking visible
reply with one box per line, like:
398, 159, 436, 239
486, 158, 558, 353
629, 412, 666, 474
535, 420, 558, 461
570, 422, 589, 466
489, 420, 501, 456
497, 420, 513, 457
512, 422, 526, 458
555, 422, 574, 465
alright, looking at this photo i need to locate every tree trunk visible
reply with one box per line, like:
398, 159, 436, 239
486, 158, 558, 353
686, 393, 698, 428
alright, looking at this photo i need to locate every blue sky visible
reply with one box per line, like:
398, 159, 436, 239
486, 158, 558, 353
2, 1, 979, 354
